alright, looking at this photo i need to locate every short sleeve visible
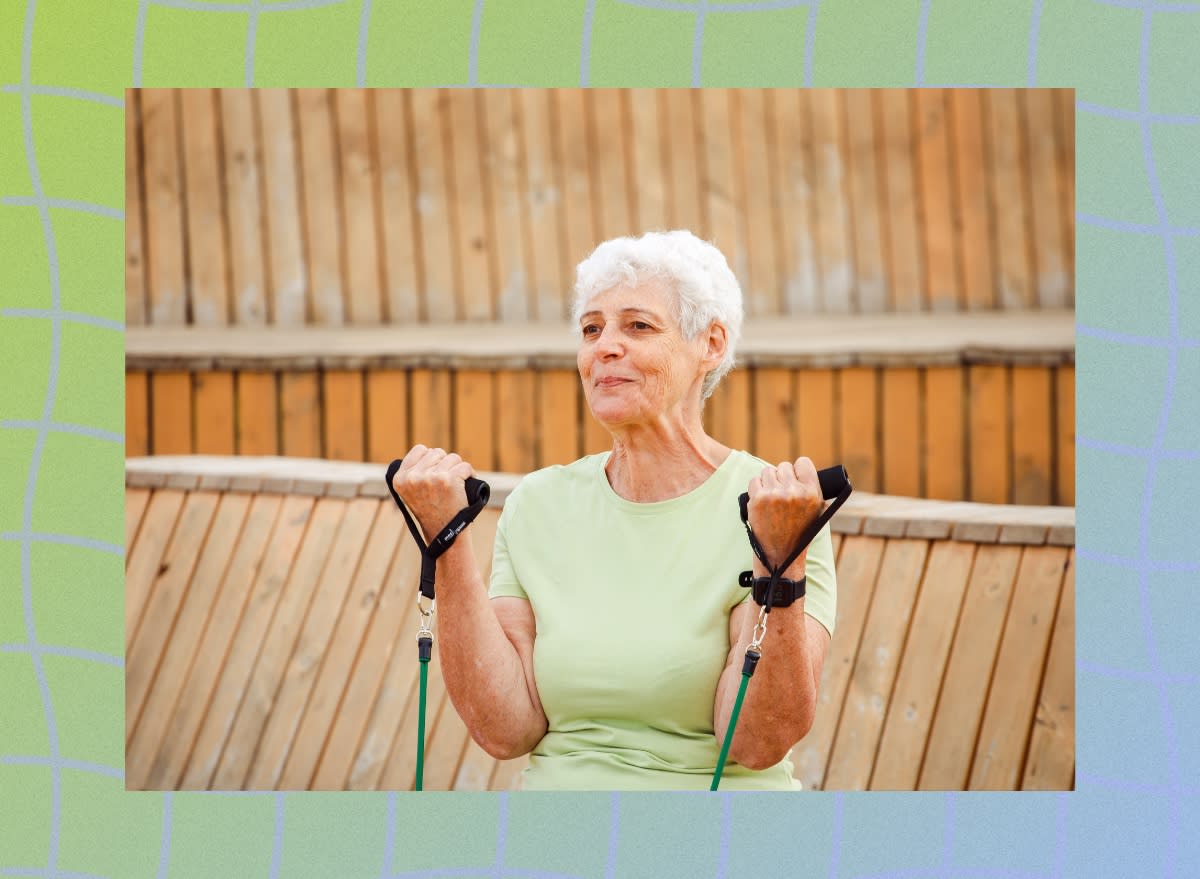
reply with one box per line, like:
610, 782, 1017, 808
488, 490, 529, 601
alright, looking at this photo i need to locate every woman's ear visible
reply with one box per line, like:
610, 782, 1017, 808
702, 321, 728, 369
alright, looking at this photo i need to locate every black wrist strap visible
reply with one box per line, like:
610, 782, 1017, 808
738, 465, 852, 610
385, 459, 491, 600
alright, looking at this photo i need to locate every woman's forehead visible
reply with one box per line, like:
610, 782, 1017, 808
581, 279, 675, 316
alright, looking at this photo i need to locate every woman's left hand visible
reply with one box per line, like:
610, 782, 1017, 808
746, 457, 825, 568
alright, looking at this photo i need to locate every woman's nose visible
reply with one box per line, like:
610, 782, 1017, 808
594, 324, 623, 357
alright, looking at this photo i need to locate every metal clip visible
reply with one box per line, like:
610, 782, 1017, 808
416, 594, 435, 640
749, 603, 769, 651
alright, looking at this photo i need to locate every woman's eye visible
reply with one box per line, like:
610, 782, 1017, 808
582, 325, 600, 337
631, 321, 651, 331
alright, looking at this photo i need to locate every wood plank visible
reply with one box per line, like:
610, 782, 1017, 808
150, 371, 193, 455
752, 368, 794, 465
662, 89, 704, 235
538, 369, 581, 466
1011, 366, 1052, 505
1053, 89, 1074, 300
236, 371, 279, 456
247, 498, 380, 789
1024, 88, 1071, 309
274, 497, 393, 792
628, 89, 667, 233
968, 364, 1010, 504
448, 89, 493, 321
582, 389, 610, 457
792, 535, 886, 790
257, 89, 307, 326
913, 89, 959, 313
295, 88, 345, 325
588, 89, 632, 246
1021, 549, 1074, 790
144, 493, 283, 790
483, 89, 530, 323
179, 496, 314, 789
366, 369, 409, 465
878, 90, 923, 311
125, 490, 185, 636
701, 90, 744, 306
949, 88, 995, 311
918, 544, 1022, 790
409, 89, 457, 322
796, 369, 835, 467
1055, 365, 1074, 506
140, 89, 187, 324
125, 89, 147, 326
323, 369, 365, 462
453, 370, 496, 470
280, 372, 321, 458
844, 89, 887, 313
496, 371, 536, 473
985, 89, 1034, 309
127, 493, 250, 788
374, 89, 421, 324
705, 369, 750, 453
518, 89, 566, 321
126, 491, 221, 742
454, 738, 498, 791
333, 89, 383, 324
193, 371, 235, 455
409, 369, 452, 451
809, 90, 854, 314
125, 487, 152, 552
881, 367, 921, 498
219, 89, 268, 325
969, 545, 1068, 790
211, 497, 346, 789
837, 367, 878, 493
126, 371, 149, 457
178, 89, 230, 326
824, 538, 929, 790
736, 89, 780, 315
770, 90, 819, 314
552, 90, 596, 314
923, 366, 965, 501
870, 540, 975, 789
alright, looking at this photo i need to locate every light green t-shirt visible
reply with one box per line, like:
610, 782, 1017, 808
487, 450, 837, 791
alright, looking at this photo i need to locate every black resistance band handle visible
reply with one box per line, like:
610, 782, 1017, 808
737, 464, 849, 522
385, 459, 490, 513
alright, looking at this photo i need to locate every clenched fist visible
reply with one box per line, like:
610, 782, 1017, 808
390, 445, 477, 539
745, 456, 824, 569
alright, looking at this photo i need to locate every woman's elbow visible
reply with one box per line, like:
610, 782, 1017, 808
472, 721, 545, 761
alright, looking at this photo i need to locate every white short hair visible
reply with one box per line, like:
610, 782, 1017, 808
572, 230, 743, 400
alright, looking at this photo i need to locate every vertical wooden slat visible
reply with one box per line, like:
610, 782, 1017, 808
280, 372, 321, 457
844, 90, 887, 313
126, 371, 149, 457
878, 90, 923, 311
913, 90, 959, 313
949, 89, 995, 311
1054, 89, 1075, 298
752, 368, 793, 465
628, 89, 667, 233
736, 89, 780, 315
410, 89, 457, 322
796, 369, 836, 467
1011, 366, 1052, 505
582, 392, 611, 457
126, 89, 147, 326
236, 371, 279, 455
706, 369, 751, 454
881, 367, 921, 497
589, 89, 633, 246
374, 90, 422, 324
366, 369, 409, 464
538, 369, 580, 466
772, 90, 819, 314
295, 88, 345, 325
453, 370, 495, 470
448, 90, 493, 321
334, 89, 383, 325
554, 89, 596, 308
257, 89, 308, 326
323, 369, 365, 462
496, 371, 537, 473
924, 366, 965, 501
1021, 550, 1075, 790
986, 89, 1034, 309
968, 364, 1010, 504
969, 546, 1068, 790
1024, 88, 1070, 309
193, 371, 235, 455
151, 371, 193, 454
141, 89, 187, 324
662, 90, 704, 235
179, 89, 229, 326
1055, 365, 1075, 506
701, 90, 743, 293
809, 90, 854, 314
483, 90, 530, 322
519, 90, 565, 321
219, 89, 269, 325
409, 368, 452, 450
838, 367, 878, 493
918, 545, 1021, 790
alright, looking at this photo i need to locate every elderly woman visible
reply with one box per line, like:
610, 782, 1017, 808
391, 230, 836, 790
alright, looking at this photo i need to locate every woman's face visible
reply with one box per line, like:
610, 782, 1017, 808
577, 280, 719, 430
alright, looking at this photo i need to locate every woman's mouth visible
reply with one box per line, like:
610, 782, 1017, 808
595, 377, 631, 388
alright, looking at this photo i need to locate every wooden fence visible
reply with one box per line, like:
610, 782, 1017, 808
124, 457, 1074, 792
127, 88, 1074, 326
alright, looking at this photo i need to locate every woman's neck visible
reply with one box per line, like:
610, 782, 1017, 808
604, 421, 731, 503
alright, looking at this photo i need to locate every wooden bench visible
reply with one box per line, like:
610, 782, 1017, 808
124, 456, 1074, 792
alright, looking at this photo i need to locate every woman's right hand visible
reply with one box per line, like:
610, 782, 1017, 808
390, 445, 477, 538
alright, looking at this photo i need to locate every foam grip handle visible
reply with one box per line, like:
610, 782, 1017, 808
386, 458, 491, 507
817, 465, 849, 500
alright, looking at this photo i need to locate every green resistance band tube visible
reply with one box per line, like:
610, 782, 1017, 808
415, 636, 432, 791
712, 648, 761, 790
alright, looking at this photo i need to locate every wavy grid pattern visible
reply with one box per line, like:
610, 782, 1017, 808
0, 0, 1196, 877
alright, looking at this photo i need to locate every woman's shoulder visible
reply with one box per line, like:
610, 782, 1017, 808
507, 453, 608, 502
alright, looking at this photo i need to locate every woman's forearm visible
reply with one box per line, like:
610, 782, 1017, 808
426, 537, 548, 758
